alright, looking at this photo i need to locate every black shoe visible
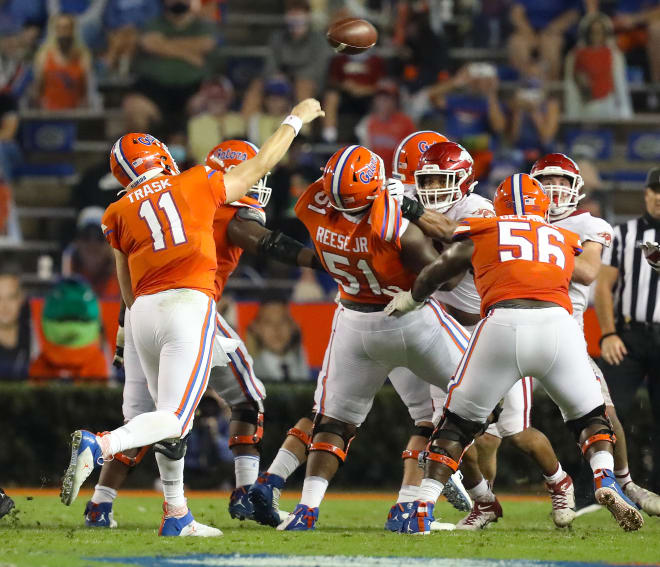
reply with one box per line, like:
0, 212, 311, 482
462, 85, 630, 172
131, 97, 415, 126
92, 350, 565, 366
0, 489, 15, 519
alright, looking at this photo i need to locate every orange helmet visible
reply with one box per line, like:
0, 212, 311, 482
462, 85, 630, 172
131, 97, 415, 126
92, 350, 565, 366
494, 173, 550, 219
392, 130, 448, 184
205, 140, 271, 206
323, 145, 385, 212
110, 133, 179, 190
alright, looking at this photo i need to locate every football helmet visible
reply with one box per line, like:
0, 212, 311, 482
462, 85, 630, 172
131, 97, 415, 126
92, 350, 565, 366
392, 130, 448, 184
110, 133, 179, 190
206, 140, 272, 207
414, 141, 475, 212
494, 173, 550, 219
530, 153, 584, 219
323, 145, 385, 212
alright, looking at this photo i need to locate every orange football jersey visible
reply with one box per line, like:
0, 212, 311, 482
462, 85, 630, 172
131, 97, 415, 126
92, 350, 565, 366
102, 165, 227, 300
213, 196, 265, 298
453, 215, 582, 317
295, 180, 415, 305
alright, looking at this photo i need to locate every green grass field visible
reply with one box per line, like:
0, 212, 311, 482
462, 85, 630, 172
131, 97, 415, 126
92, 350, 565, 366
1, 490, 659, 567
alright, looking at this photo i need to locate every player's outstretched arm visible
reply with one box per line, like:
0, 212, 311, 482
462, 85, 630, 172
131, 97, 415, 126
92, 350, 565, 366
410, 240, 474, 302
572, 241, 603, 285
113, 249, 135, 309
401, 196, 458, 242
223, 99, 324, 203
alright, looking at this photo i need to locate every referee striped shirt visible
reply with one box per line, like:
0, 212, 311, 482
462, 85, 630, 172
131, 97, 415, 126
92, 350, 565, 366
602, 214, 660, 324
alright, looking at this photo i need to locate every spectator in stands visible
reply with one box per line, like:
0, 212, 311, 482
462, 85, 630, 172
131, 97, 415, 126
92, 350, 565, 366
32, 14, 94, 111
322, 50, 386, 143
355, 80, 416, 177
565, 12, 633, 119
123, 0, 218, 135
246, 76, 293, 147
102, 0, 161, 76
0, 264, 32, 380
247, 300, 310, 382
187, 76, 245, 164
508, 1, 580, 80
0, 87, 20, 180
62, 207, 120, 301
0, 0, 44, 58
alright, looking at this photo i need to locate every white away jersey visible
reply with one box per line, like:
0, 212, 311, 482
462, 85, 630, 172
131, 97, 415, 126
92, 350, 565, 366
434, 193, 495, 314
553, 210, 613, 324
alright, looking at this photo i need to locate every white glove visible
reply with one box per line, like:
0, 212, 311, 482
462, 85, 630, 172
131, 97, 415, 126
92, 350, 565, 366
384, 290, 424, 316
386, 178, 405, 205
641, 241, 660, 271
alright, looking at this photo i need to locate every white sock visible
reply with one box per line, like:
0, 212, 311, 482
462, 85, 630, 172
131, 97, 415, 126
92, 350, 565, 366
397, 484, 420, 503
267, 448, 300, 480
91, 485, 117, 505
417, 479, 444, 504
299, 476, 329, 508
589, 450, 614, 473
100, 411, 181, 456
155, 453, 186, 510
234, 455, 259, 487
468, 478, 496, 503
615, 468, 632, 487
543, 462, 565, 484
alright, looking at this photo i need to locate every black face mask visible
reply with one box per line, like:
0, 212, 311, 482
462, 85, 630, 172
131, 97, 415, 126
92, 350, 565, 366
57, 37, 74, 53
167, 2, 189, 14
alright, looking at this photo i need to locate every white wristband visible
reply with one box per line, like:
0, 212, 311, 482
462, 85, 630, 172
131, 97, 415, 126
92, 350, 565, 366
282, 114, 303, 136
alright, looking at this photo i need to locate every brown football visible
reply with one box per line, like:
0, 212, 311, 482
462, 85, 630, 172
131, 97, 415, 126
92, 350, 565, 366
326, 18, 378, 55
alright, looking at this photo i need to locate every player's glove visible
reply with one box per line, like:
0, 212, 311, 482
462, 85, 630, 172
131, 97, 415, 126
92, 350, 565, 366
386, 178, 405, 205
384, 290, 424, 316
641, 241, 660, 272
113, 324, 125, 369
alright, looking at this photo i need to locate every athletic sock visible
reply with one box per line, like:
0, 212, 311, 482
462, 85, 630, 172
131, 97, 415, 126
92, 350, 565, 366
99, 411, 181, 457
417, 479, 444, 504
155, 453, 186, 510
468, 478, 496, 503
614, 468, 632, 488
543, 462, 565, 485
234, 455, 259, 487
267, 448, 300, 481
299, 476, 329, 509
589, 451, 614, 474
91, 485, 117, 505
397, 484, 420, 503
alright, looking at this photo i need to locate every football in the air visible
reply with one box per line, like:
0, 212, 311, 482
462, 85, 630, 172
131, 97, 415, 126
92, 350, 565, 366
326, 18, 378, 54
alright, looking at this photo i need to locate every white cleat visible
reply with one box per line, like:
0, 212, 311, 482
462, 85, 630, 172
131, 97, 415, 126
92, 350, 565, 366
159, 503, 223, 537
546, 474, 576, 528
442, 470, 473, 512
61, 430, 102, 506
179, 520, 223, 537
624, 482, 660, 517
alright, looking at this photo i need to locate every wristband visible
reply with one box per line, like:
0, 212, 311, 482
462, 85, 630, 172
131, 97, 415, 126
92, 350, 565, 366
282, 114, 303, 136
401, 196, 425, 221
598, 332, 617, 348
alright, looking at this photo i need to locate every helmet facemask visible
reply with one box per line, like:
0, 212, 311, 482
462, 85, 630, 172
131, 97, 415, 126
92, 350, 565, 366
415, 166, 466, 212
536, 173, 584, 219
249, 173, 272, 207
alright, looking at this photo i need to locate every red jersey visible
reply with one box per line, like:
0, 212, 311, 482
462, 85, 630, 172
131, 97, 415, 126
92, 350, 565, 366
102, 165, 227, 300
295, 180, 415, 305
453, 215, 582, 317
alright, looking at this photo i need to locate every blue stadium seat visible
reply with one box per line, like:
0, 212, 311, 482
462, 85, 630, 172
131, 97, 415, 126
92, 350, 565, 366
564, 129, 613, 160
626, 132, 660, 161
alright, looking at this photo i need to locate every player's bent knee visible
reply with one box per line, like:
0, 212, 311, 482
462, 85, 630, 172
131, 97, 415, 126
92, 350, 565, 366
308, 415, 357, 464
115, 445, 151, 468
154, 432, 190, 461
426, 410, 486, 470
228, 402, 264, 449
566, 404, 616, 454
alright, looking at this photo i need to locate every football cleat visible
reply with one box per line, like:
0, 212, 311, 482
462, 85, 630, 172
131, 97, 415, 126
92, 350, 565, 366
61, 430, 103, 506
443, 470, 473, 512
228, 485, 254, 521
384, 501, 414, 532
594, 469, 643, 531
623, 482, 660, 517
455, 498, 503, 530
0, 488, 15, 519
546, 473, 576, 528
276, 504, 318, 531
248, 472, 285, 527
401, 501, 435, 535
159, 503, 222, 537
84, 501, 117, 528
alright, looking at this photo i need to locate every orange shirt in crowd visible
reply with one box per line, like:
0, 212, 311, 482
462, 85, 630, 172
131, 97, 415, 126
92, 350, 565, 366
573, 46, 614, 100
39, 50, 88, 110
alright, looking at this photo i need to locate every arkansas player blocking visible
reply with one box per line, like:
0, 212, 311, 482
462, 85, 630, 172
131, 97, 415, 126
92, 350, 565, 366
277, 145, 471, 531
60, 99, 325, 536
387, 173, 644, 533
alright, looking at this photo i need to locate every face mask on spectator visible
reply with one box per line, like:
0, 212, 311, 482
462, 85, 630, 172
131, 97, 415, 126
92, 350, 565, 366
167, 1, 190, 15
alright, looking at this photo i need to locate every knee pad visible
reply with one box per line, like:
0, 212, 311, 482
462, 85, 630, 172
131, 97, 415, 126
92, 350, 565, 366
154, 432, 189, 460
566, 405, 616, 454
308, 415, 356, 464
401, 425, 434, 461
114, 446, 151, 468
228, 404, 264, 449
425, 410, 485, 472
287, 426, 312, 447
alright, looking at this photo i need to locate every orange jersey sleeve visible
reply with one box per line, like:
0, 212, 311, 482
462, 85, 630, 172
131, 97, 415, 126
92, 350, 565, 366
296, 180, 416, 305
453, 215, 582, 317
102, 165, 227, 300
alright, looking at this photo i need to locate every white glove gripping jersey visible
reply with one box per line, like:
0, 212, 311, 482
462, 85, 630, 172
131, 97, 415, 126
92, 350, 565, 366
553, 210, 613, 325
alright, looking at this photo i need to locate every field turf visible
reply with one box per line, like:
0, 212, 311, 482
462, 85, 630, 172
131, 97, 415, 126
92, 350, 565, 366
1, 490, 658, 567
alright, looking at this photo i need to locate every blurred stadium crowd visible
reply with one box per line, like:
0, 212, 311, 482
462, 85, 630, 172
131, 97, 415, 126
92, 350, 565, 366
1, 0, 660, 384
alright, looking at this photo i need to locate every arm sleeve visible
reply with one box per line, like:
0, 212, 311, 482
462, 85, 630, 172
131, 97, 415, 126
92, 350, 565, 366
582, 216, 614, 248
204, 165, 227, 206
601, 224, 620, 267
235, 204, 266, 226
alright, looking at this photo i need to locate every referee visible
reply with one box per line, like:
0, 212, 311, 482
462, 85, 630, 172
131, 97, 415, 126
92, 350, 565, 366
595, 166, 660, 492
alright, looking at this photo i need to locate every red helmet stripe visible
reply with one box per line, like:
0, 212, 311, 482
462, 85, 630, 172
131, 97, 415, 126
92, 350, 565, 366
332, 145, 359, 209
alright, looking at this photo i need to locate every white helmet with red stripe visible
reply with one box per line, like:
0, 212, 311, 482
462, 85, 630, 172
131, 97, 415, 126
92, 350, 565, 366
530, 153, 584, 219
